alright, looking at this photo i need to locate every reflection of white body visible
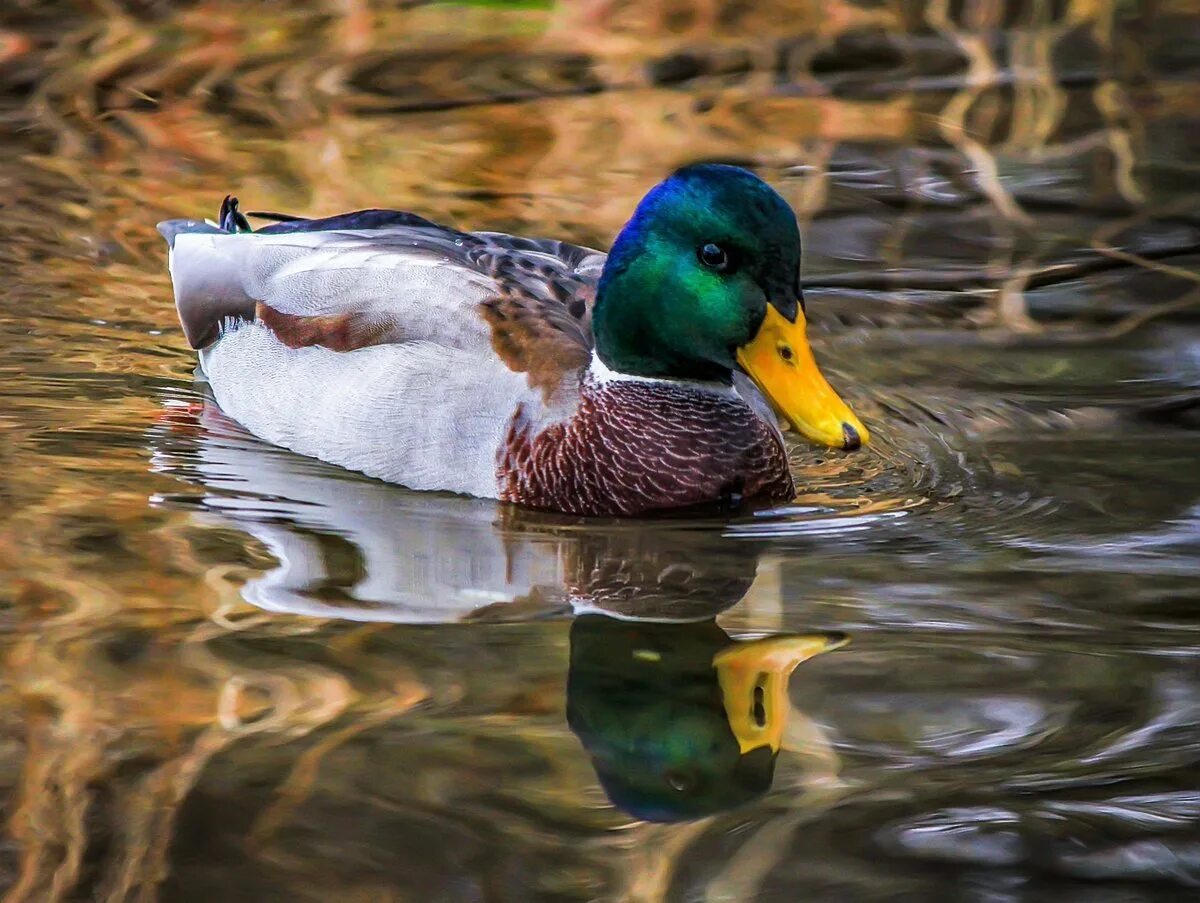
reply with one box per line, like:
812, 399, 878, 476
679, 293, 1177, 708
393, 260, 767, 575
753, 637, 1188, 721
149, 396, 764, 624
151, 398, 567, 622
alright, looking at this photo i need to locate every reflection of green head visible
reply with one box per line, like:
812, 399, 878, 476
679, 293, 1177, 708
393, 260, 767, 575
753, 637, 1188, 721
567, 616, 775, 822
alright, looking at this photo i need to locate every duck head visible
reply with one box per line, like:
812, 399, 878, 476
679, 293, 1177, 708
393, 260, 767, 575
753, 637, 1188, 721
593, 164, 868, 450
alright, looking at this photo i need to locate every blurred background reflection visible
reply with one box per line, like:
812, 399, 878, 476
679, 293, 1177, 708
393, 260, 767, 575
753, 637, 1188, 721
1, 0, 1199, 900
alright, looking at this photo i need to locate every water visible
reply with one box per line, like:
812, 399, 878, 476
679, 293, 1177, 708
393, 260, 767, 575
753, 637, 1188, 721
2, 1, 1199, 900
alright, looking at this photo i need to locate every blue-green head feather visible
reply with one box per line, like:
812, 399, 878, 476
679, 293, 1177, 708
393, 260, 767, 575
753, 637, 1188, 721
593, 164, 803, 382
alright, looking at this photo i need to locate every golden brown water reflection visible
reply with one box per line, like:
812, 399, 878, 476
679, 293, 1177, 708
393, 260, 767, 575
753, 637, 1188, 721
2, 1, 1200, 900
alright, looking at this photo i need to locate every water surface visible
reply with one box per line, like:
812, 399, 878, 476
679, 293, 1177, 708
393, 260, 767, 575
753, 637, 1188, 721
1, 2, 1199, 900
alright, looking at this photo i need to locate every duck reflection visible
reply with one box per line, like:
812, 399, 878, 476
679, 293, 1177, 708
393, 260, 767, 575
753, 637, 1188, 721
150, 395, 768, 623
569, 617, 845, 822
150, 393, 847, 821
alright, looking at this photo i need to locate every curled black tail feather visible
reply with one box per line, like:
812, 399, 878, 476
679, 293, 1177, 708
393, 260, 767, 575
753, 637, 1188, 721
218, 195, 253, 233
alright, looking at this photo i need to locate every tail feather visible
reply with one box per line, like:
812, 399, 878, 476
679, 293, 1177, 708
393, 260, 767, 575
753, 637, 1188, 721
156, 218, 224, 249
218, 195, 253, 233
158, 195, 258, 251
158, 207, 256, 349
156, 195, 457, 349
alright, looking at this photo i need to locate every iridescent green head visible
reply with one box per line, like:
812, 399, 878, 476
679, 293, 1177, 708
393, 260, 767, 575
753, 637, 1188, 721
594, 164, 801, 382
593, 164, 869, 450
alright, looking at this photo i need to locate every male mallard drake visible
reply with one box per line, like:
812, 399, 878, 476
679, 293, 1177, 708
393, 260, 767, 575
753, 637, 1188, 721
159, 164, 868, 517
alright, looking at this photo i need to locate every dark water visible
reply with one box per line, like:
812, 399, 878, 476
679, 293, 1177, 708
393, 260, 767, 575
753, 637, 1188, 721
2, 1, 1200, 900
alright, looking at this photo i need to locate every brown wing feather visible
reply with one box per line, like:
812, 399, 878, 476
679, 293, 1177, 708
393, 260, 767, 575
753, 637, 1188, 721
470, 233, 604, 400
255, 302, 399, 352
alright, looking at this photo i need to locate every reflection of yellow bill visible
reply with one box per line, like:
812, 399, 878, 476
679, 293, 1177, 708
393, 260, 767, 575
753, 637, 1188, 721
714, 633, 849, 754
737, 305, 868, 450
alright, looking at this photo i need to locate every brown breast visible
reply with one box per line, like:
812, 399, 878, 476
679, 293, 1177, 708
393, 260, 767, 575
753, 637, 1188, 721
498, 377, 794, 516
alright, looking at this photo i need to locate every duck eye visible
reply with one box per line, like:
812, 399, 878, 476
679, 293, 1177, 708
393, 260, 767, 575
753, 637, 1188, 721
697, 242, 733, 273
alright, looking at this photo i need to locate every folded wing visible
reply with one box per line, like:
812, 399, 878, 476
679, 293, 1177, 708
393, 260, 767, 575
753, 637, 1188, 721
159, 209, 605, 382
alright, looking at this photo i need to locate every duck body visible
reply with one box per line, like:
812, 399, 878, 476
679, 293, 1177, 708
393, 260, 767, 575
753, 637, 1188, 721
161, 166, 866, 516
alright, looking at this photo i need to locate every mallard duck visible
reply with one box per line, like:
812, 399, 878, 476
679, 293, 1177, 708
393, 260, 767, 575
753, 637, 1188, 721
159, 164, 868, 517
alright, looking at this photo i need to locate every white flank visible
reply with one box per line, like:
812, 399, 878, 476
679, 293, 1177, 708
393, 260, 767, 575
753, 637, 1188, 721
199, 323, 560, 499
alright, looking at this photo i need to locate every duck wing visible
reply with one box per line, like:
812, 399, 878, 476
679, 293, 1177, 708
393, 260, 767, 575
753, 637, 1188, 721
470, 231, 605, 391
158, 201, 605, 392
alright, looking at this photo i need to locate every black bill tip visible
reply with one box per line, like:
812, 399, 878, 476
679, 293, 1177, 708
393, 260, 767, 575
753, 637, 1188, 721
841, 423, 862, 451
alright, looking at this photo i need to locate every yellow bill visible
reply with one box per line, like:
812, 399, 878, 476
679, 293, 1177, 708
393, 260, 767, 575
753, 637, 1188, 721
737, 305, 869, 449
713, 633, 848, 754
